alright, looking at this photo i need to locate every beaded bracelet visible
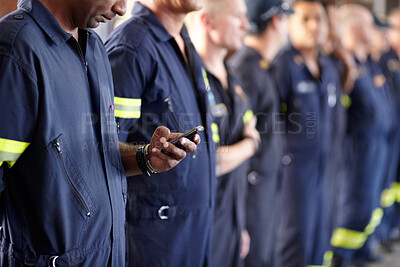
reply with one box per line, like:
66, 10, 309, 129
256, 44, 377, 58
136, 145, 151, 177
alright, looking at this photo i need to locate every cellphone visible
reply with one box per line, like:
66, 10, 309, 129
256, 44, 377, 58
161, 125, 204, 153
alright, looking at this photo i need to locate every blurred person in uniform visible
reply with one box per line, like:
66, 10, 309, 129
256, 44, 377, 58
105, 0, 217, 266
229, 0, 292, 266
364, 13, 398, 261
0, 0, 200, 265
376, 9, 400, 251
271, 1, 341, 266
330, 4, 390, 266
270, 0, 339, 266
186, 1, 262, 265
320, 4, 353, 241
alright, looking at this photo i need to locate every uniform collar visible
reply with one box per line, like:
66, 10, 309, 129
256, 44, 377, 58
133, 2, 186, 43
18, 0, 72, 46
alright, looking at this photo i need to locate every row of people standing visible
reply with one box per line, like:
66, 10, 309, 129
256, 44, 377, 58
3, 0, 400, 266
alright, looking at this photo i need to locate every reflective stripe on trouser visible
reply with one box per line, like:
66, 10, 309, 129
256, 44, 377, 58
330, 208, 383, 249
114, 97, 141, 119
0, 138, 30, 167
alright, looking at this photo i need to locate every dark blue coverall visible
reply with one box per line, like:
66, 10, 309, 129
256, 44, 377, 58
0, 0, 126, 265
352, 56, 396, 262
272, 45, 338, 266
207, 65, 251, 267
325, 56, 349, 238
230, 45, 284, 267
374, 50, 400, 244
330, 57, 388, 265
105, 2, 216, 266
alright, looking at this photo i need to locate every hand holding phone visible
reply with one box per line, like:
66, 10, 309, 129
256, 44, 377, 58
161, 125, 204, 154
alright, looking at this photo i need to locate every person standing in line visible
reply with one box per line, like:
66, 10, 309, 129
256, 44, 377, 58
330, 5, 389, 266
0, 0, 199, 266
105, 0, 216, 266
377, 10, 400, 249
186, 0, 261, 266
272, 1, 341, 265
229, 0, 292, 266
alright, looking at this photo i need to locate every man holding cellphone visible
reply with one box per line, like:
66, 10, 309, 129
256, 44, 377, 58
0, 0, 198, 265
106, 0, 216, 266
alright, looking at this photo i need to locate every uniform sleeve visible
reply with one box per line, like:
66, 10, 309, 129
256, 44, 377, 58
107, 47, 149, 143
271, 56, 292, 103
0, 55, 38, 191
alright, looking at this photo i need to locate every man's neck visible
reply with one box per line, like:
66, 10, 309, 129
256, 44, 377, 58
194, 33, 228, 88
244, 30, 281, 63
352, 45, 368, 63
142, 2, 185, 39
394, 46, 400, 60
296, 46, 319, 62
39, 0, 78, 39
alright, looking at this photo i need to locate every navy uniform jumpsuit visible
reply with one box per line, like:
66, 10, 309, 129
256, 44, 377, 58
330, 57, 388, 264
105, 2, 216, 266
325, 55, 349, 238
0, 0, 126, 265
229, 45, 284, 267
378, 50, 400, 238
272, 45, 339, 266
207, 65, 252, 267
352, 56, 396, 262
372, 51, 400, 244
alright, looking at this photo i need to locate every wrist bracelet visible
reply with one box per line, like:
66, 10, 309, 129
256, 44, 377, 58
144, 144, 160, 174
136, 145, 151, 177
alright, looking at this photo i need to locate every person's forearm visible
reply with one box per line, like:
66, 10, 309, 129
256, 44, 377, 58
216, 138, 256, 177
119, 142, 142, 177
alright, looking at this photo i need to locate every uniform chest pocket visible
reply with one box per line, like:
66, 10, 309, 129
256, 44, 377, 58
292, 82, 320, 112
48, 134, 97, 218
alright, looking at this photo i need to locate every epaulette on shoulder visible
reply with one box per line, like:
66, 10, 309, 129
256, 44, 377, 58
0, 10, 29, 55
119, 18, 149, 50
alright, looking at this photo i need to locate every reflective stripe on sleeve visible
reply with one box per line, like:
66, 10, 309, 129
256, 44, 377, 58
114, 97, 141, 119
392, 182, 400, 202
0, 138, 30, 168
330, 228, 367, 249
243, 110, 254, 125
341, 94, 352, 108
211, 123, 220, 144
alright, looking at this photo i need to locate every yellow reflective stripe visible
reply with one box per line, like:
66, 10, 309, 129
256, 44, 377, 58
331, 208, 384, 250
243, 110, 254, 124
365, 208, 383, 235
114, 96, 141, 106
330, 228, 367, 249
114, 97, 141, 119
0, 138, 30, 168
202, 67, 211, 91
341, 94, 352, 108
211, 123, 220, 143
323, 251, 333, 267
392, 182, 400, 202
280, 102, 287, 113
307, 265, 324, 267
114, 110, 141, 119
381, 188, 396, 208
